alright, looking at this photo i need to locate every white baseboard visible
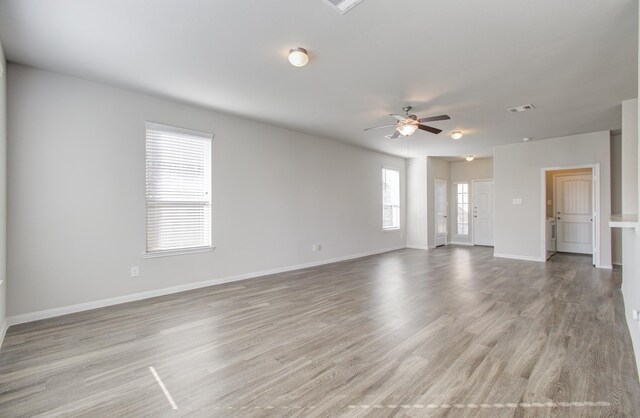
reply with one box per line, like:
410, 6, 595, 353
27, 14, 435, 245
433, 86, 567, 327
406, 245, 429, 250
0, 319, 7, 350
449, 241, 474, 246
597, 264, 613, 270
6, 245, 405, 327
493, 252, 546, 262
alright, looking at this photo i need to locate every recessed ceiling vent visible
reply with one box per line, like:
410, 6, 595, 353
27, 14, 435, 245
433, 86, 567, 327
324, 0, 365, 14
508, 104, 535, 113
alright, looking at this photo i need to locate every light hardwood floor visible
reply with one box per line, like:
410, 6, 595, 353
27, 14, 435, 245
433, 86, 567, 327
0, 246, 639, 417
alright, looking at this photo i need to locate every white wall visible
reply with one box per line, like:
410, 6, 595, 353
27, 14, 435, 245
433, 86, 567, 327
494, 131, 612, 266
448, 158, 493, 244
406, 157, 428, 249
7, 64, 407, 318
426, 157, 450, 248
0, 42, 6, 340
620, 114, 640, 372
619, 76, 640, 371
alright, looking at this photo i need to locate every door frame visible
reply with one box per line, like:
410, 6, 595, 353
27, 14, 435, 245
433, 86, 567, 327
471, 178, 495, 246
434, 178, 448, 247
540, 164, 600, 267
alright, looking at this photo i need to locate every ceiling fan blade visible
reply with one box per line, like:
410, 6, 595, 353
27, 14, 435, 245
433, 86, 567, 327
418, 124, 443, 134
364, 124, 396, 131
387, 130, 401, 139
390, 114, 407, 122
418, 115, 451, 123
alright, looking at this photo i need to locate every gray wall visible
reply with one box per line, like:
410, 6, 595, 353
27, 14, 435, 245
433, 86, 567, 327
622, 99, 638, 214
448, 158, 493, 244
406, 157, 428, 249
0, 42, 6, 337
7, 64, 407, 317
611, 133, 622, 266
494, 131, 612, 266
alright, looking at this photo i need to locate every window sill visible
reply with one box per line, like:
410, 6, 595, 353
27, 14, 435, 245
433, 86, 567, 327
143, 246, 216, 259
383, 227, 401, 232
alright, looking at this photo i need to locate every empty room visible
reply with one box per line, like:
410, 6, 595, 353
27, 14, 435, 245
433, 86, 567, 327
1, 0, 640, 417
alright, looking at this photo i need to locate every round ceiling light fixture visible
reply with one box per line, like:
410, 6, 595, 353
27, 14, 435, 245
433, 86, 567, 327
288, 47, 309, 67
523, 137, 532, 142
396, 123, 419, 137
450, 131, 463, 140
465, 155, 475, 162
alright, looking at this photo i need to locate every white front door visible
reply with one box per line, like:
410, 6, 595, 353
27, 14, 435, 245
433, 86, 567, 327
473, 180, 494, 246
434, 179, 447, 247
555, 174, 593, 254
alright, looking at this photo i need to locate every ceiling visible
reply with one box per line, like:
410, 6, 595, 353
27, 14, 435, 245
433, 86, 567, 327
0, 0, 637, 158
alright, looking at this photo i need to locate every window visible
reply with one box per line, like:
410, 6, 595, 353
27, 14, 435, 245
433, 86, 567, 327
145, 122, 212, 255
456, 183, 469, 235
382, 167, 400, 230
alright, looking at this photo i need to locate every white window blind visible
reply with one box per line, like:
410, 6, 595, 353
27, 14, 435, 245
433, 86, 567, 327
382, 168, 400, 230
145, 122, 212, 254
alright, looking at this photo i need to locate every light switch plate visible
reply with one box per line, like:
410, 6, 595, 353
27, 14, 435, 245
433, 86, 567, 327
512, 198, 523, 205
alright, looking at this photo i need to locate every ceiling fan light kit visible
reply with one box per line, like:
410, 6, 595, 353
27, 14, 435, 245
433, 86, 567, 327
465, 155, 475, 162
450, 131, 463, 140
397, 123, 418, 136
288, 47, 309, 67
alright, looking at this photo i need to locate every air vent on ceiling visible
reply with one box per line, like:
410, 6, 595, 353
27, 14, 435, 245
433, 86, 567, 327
324, 0, 365, 14
508, 104, 535, 113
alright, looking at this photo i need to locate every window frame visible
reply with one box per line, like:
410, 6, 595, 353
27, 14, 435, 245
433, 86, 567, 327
382, 166, 401, 231
143, 121, 215, 258
455, 182, 470, 237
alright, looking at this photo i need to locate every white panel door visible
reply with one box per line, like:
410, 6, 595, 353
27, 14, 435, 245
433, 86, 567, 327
434, 179, 447, 247
473, 180, 494, 246
555, 174, 592, 254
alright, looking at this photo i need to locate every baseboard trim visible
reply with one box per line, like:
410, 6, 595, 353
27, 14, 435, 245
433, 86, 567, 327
449, 241, 474, 246
597, 264, 613, 270
493, 253, 546, 262
0, 319, 7, 350
406, 245, 429, 250
6, 245, 406, 327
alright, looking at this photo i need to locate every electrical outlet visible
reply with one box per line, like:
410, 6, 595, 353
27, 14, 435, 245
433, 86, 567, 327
547, 200, 552, 206
130, 266, 140, 278
633, 309, 639, 321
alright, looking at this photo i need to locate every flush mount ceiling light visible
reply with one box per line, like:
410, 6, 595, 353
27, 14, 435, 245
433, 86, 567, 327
465, 155, 475, 162
523, 137, 532, 142
288, 47, 309, 67
450, 131, 463, 140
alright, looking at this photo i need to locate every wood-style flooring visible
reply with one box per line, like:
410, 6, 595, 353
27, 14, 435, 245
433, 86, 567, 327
0, 246, 638, 417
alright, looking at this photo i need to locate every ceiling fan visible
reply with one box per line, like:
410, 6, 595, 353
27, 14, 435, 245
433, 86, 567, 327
364, 106, 451, 139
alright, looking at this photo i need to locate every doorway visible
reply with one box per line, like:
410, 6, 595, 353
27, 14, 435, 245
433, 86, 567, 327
542, 165, 598, 266
555, 173, 593, 254
472, 180, 494, 246
434, 179, 447, 247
